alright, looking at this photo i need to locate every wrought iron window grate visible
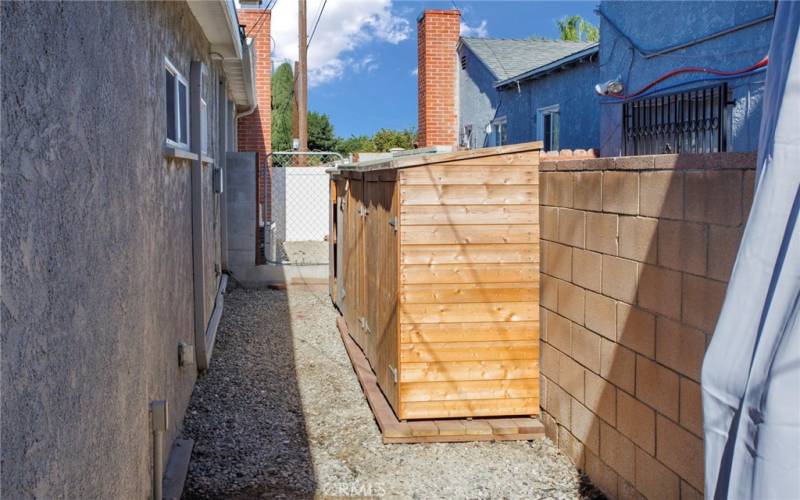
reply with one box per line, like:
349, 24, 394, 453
623, 84, 729, 156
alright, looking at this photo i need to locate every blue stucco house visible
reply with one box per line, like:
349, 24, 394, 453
457, 37, 598, 151
454, 1, 775, 156
598, 1, 775, 156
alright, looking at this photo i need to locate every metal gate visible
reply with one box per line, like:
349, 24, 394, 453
267, 151, 343, 265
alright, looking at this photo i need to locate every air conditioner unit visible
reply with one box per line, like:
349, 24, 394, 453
264, 221, 277, 263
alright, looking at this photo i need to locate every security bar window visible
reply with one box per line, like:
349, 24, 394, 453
537, 105, 560, 152
623, 83, 728, 155
165, 58, 190, 149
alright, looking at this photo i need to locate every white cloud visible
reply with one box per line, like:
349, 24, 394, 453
410, 67, 418, 76
460, 19, 488, 38
269, 0, 411, 87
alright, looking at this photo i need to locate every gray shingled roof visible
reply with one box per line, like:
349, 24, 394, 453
461, 37, 597, 81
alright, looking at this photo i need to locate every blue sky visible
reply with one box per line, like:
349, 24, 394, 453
270, 1, 599, 138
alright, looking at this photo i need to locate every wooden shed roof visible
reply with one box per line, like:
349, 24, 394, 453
331, 142, 543, 174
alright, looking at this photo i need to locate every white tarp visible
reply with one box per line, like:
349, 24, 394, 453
702, 4, 800, 499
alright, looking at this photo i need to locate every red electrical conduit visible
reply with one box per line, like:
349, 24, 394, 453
606, 56, 769, 100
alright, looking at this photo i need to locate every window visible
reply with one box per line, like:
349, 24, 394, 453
537, 105, 559, 152
492, 117, 507, 146
623, 84, 728, 155
461, 124, 473, 149
165, 58, 190, 148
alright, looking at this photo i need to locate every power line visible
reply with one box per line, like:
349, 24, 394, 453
306, 0, 327, 49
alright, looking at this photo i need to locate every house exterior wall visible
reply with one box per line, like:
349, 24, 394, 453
496, 61, 599, 150
237, 9, 271, 265
457, 45, 500, 148
599, 1, 774, 156
1, 2, 234, 497
538, 152, 755, 499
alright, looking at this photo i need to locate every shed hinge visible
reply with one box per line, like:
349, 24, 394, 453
388, 216, 398, 232
389, 365, 398, 384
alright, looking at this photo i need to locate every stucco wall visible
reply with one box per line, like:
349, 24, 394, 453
457, 45, 501, 148
598, 1, 774, 156
538, 152, 755, 499
1, 2, 228, 497
497, 61, 599, 150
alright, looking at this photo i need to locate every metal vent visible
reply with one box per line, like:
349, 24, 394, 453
460, 55, 467, 70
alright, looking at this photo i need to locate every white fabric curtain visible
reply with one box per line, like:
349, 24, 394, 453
702, 4, 800, 499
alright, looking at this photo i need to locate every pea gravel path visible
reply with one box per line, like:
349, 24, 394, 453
181, 284, 601, 499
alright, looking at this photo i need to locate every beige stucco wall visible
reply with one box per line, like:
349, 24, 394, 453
538, 152, 756, 499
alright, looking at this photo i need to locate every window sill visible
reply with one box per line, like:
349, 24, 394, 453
201, 155, 214, 165
164, 145, 199, 161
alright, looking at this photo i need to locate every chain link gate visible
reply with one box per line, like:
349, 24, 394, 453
266, 151, 344, 265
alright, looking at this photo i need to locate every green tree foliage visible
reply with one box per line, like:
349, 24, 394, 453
271, 62, 294, 151
373, 128, 416, 152
335, 135, 376, 155
557, 15, 599, 43
307, 111, 337, 151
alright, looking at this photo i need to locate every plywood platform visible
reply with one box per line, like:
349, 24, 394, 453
337, 317, 544, 444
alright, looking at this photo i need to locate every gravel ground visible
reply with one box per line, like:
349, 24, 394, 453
182, 284, 600, 499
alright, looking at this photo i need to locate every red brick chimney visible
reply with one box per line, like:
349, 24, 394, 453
237, 8, 271, 264
417, 10, 460, 148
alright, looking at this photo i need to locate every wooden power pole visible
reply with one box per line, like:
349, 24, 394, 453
297, 0, 308, 152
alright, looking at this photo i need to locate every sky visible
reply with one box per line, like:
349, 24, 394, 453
267, 1, 599, 138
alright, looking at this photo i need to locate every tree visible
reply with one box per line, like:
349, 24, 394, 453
373, 128, 417, 152
557, 15, 599, 43
335, 135, 376, 155
307, 111, 337, 151
271, 62, 294, 151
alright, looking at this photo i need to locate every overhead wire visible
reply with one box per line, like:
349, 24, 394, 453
306, 0, 327, 49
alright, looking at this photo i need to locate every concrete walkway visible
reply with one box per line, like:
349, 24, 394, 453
181, 285, 599, 499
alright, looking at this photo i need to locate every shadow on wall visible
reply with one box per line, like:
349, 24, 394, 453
237, 105, 270, 266
181, 283, 317, 499
539, 152, 755, 499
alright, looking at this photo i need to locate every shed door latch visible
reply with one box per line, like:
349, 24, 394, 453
388, 216, 398, 232
359, 317, 371, 335
358, 205, 368, 217
389, 365, 398, 384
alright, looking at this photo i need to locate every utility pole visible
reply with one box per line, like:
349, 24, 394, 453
292, 61, 300, 151
297, 0, 308, 152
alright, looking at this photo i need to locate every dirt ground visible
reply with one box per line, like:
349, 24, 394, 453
181, 284, 600, 499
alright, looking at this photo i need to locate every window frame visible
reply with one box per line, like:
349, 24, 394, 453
492, 116, 508, 146
536, 104, 560, 152
165, 57, 190, 150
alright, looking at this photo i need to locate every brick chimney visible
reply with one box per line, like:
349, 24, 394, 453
417, 10, 460, 148
237, 8, 271, 264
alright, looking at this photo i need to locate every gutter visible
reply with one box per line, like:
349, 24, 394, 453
236, 38, 258, 119
221, 0, 243, 60
495, 44, 599, 89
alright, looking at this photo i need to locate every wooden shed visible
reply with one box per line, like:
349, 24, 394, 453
329, 142, 542, 421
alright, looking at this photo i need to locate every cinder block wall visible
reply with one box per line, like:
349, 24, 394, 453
538, 152, 756, 499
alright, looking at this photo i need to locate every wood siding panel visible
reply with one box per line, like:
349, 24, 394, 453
400, 301, 539, 324
400, 397, 539, 420
400, 204, 537, 225
400, 379, 537, 402
401, 224, 539, 245
400, 321, 539, 343
400, 184, 539, 206
401, 244, 539, 265
401, 282, 539, 304
401, 360, 539, 382
402, 263, 538, 284
400, 165, 538, 185
400, 341, 538, 363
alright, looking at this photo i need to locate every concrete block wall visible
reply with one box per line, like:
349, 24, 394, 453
417, 9, 460, 147
237, 8, 271, 264
538, 152, 756, 499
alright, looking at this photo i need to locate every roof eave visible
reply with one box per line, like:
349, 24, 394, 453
494, 44, 599, 89
459, 37, 502, 81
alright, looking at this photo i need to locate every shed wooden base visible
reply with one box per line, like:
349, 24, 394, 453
337, 316, 544, 444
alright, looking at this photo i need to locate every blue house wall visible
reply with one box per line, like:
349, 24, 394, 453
495, 60, 599, 150
457, 45, 501, 149
598, 0, 775, 156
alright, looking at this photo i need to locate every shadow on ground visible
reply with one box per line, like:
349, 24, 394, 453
182, 285, 316, 499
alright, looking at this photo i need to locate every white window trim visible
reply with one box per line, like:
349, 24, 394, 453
536, 104, 560, 151
165, 57, 190, 150
492, 116, 507, 146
